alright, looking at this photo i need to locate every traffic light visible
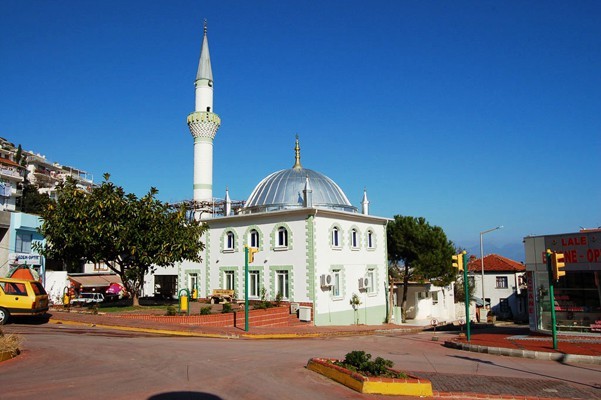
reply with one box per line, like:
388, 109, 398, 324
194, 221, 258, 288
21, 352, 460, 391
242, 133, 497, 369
248, 247, 259, 263
452, 253, 464, 272
551, 251, 566, 281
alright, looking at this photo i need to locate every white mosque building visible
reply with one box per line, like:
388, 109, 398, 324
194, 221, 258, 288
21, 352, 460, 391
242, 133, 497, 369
146, 24, 389, 326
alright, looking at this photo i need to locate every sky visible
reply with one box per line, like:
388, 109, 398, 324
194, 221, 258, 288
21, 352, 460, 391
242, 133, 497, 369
1, 1, 600, 261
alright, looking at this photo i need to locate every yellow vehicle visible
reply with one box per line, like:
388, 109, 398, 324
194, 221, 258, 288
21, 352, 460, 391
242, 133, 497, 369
0, 277, 49, 325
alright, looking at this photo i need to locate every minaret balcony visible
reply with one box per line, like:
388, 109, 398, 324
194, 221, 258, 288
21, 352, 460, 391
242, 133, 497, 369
187, 111, 221, 125
187, 111, 221, 140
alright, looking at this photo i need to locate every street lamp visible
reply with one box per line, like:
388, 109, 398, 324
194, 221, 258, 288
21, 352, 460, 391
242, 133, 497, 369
480, 225, 503, 309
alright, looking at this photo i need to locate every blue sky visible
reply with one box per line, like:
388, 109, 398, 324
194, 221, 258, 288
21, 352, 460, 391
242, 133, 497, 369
2, 1, 600, 260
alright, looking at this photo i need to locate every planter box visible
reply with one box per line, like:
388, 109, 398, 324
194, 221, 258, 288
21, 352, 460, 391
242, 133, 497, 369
306, 358, 433, 397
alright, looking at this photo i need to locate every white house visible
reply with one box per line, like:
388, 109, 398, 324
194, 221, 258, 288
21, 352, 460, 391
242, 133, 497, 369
467, 254, 527, 321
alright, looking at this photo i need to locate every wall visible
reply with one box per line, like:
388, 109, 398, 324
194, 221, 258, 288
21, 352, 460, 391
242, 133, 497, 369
312, 213, 388, 326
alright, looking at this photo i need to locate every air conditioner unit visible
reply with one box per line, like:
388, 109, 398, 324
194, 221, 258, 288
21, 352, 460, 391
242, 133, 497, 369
320, 274, 333, 287
359, 277, 369, 290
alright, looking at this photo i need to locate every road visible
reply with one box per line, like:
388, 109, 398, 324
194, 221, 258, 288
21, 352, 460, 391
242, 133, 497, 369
1, 323, 600, 399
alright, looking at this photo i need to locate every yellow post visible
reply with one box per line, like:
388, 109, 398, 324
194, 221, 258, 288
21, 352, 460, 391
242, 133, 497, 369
178, 289, 190, 315
62, 287, 71, 306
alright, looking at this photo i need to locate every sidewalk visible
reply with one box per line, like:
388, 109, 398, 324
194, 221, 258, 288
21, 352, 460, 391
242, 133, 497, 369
444, 324, 601, 364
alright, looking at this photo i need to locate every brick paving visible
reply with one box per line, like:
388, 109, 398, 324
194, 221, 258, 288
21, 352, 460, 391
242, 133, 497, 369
451, 326, 601, 357
414, 372, 601, 399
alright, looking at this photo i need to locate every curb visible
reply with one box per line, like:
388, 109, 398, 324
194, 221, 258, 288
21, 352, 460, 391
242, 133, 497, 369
49, 319, 421, 340
444, 340, 601, 365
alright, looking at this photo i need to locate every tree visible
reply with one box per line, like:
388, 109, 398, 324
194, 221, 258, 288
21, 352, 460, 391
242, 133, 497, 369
387, 215, 455, 323
36, 174, 206, 306
453, 273, 476, 304
19, 181, 51, 215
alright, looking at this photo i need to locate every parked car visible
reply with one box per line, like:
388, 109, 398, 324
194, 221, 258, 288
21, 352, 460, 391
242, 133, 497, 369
0, 277, 49, 325
70, 293, 104, 306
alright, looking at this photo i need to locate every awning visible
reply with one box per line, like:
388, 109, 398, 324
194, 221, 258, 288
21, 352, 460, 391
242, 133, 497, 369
69, 275, 123, 288
471, 296, 490, 307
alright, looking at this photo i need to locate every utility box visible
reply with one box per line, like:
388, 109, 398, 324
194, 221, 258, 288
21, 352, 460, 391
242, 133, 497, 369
290, 302, 300, 314
298, 306, 311, 322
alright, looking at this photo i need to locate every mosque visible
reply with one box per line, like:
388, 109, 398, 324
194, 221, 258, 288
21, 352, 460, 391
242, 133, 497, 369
146, 24, 389, 326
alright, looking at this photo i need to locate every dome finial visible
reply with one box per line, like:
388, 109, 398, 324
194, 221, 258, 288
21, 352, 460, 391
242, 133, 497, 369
293, 134, 302, 169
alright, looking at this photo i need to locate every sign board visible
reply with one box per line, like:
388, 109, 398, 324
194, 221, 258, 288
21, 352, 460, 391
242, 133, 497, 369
9, 253, 42, 266
524, 231, 601, 271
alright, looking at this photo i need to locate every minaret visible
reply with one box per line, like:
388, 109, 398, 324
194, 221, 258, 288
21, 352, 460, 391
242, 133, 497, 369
361, 188, 369, 215
303, 176, 313, 208
224, 187, 231, 216
187, 21, 221, 212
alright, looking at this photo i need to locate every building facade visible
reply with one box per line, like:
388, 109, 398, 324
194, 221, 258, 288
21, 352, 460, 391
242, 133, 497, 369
524, 230, 601, 334
467, 254, 527, 322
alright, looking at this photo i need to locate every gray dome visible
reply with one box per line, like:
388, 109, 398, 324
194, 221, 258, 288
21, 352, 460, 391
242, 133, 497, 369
243, 167, 357, 214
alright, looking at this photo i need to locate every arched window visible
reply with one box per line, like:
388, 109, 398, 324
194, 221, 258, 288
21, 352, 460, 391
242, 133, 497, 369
351, 229, 358, 249
277, 227, 288, 247
250, 229, 259, 248
332, 227, 340, 247
367, 230, 374, 249
226, 231, 235, 250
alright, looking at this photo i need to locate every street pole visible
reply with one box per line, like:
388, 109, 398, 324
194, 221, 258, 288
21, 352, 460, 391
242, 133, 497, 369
462, 251, 470, 342
546, 250, 558, 350
479, 226, 503, 313
244, 246, 249, 332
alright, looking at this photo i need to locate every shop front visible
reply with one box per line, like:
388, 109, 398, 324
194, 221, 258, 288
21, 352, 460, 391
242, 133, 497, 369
524, 230, 601, 334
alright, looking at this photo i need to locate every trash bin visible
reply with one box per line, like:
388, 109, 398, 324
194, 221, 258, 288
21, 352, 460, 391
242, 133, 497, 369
298, 306, 311, 322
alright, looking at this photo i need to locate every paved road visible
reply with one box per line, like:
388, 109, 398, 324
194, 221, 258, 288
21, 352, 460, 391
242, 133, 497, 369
1, 323, 600, 399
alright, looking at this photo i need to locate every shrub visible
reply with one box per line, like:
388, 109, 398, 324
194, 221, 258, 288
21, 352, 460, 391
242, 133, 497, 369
165, 306, 177, 316
200, 306, 212, 315
222, 303, 233, 313
335, 350, 405, 378
274, 292, 283, 306
0, 331, 22, 358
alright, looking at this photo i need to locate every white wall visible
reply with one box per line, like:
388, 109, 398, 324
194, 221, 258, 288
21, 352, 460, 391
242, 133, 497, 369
45, 270, 68, 305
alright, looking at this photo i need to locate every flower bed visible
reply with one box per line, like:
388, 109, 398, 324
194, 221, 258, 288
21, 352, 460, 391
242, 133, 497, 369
307, 357, 433, 396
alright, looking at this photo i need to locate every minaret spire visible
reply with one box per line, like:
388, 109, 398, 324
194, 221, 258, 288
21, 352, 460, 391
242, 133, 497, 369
187, 21, 221, 217
293, 135, 302, 170
361, 188, 370, 215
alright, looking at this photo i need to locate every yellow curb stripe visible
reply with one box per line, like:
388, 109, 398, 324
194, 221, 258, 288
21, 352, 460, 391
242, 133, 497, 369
49, 319, 234, 339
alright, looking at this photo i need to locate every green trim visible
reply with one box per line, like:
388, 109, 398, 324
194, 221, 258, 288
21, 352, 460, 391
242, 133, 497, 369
364, 225, 377, 251
328, 223, 343, 249
329, 265, 345, 299
193, 136, 215, 144
193, 183, 213, 189
242, 225, 264, 252
348, 225, 362, 250
219, 266, 239, 294
366, 264, 379, 295
220, 228, 240, 253
306, 215, 316, 305
270, 222, 293, 250
248, 268, 264, 299
204, 232, 211, 297
314, 304, 387, 326
269, 265, 294, 301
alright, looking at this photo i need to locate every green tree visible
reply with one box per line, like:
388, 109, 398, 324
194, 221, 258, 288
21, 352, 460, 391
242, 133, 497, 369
453, 272, 476, 304
36, 174, 206, 306
19, 181, 51, 215
386, 215, 455, 322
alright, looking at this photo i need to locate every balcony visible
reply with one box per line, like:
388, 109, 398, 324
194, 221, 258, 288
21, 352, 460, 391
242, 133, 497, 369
0, 167, 24, 181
